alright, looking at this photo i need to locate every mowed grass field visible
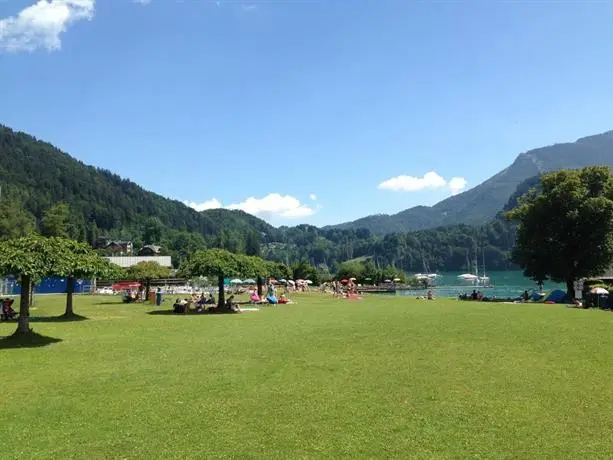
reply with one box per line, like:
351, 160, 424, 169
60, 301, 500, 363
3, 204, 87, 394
2, 294, 613, 459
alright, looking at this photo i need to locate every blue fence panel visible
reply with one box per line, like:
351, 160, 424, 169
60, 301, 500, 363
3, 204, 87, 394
1, 276, 94, 295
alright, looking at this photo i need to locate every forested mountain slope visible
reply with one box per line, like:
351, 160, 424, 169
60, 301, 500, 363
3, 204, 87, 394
330, 130, 613, 235
0, 125, 528, 271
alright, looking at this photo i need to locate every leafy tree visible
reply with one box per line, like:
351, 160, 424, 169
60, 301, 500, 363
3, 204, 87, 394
291, 259, 318, 283
179, 249, 269, 309
361, 259, 380, 284
142, 217, 164, 245
337, 261, 365, 280
57, 240, 125, 317
507, 166, 613, 299
0, 199, 37, 240
267, 261, 292, 280
0, 236, 74, 335
126, 261, 172, 300
40, 203, 71, 238
382, 264, 405, 283
245, 231, 262, 257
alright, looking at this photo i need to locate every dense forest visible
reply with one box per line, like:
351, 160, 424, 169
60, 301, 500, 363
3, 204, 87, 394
0, 125, 522, 273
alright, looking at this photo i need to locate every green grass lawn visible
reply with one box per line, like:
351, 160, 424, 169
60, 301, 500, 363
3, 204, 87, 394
2, 294, 613, 459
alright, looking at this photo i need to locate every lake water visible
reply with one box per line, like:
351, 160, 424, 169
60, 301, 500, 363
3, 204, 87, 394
396, 270, 565, 299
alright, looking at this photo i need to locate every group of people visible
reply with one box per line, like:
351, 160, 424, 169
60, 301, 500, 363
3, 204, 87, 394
319, 280, 360, 298
248, 283, 292, 304
173, 292, 217, 313
458, 290, 485, 301
171, 283, 294, 314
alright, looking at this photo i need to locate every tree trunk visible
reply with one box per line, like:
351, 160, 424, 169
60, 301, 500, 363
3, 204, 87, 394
16, 275, 32, 334
29, 282, 34, 307
64, 276, 75, 317
257, 276, 263, 298
217, 275, 225, 309
566, 279, 575, 302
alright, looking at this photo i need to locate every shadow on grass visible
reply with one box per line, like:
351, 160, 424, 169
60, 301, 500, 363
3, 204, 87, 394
92, 300, 125, 305
0, 330, 63, 349
147, 309, 177, 316
29, 314, 89, 323
147, 309, 237, 316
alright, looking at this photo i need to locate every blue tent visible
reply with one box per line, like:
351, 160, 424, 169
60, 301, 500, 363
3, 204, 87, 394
544, 289, 568, 303
531, 291, 545, 301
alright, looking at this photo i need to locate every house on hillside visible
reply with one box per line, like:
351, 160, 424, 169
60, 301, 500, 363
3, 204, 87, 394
138, 244, 161, 256
107, 241, 133, 255
95, 237, 133, 255
94, 236, 111, 249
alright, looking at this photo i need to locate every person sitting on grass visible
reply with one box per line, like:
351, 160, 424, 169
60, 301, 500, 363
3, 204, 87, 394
427, 289, 434, 300
173, 298, 188, 314
265, 282, 278, 304
225, 295, 241, 313
278, 293, 290, 304
1, 298, 16, 321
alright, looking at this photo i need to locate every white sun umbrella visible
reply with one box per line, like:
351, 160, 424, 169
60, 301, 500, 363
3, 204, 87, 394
243, 278, 256, 284
305, 280, 313, 284
230, 279, 242, 284
279, 278, 287, 283
287, 280, 296, 285
393, 278, 401, 282
591, 287, 609, 295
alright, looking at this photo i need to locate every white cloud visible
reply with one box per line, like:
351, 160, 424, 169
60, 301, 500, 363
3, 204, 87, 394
242, 4, 257, 11
309, 193, 317, 201
183, 193, 315, 219
182, 198, 222, 212
378, 171, 467, 194
133, 0, 151, 4
229, 194, 314, 218
0, 0, 95, 52
448, 177, 468, 195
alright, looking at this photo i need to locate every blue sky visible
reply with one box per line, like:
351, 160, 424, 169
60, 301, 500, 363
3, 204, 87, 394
1, 0, 613, 227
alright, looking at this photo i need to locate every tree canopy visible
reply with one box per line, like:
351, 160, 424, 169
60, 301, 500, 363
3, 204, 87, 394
507, 166, 613, 298
126, 261, 172, 300
0, 235, 124, 329
40, 203, 72, 239
180, 249, 281, 280
0, 198, 36, 241
0, 235, 81, 280
127, 261, 172, 282
179, 249, 287, 308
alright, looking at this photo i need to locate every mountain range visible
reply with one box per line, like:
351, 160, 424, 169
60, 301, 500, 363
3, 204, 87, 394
328, 130, 613, 235
0, 124, 612, 272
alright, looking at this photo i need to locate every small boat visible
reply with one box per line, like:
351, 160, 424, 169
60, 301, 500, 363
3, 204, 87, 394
457, 242, 492, 287
414, 257, 441, 284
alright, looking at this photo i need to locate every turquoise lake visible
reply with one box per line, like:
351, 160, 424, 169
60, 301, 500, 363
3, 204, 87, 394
396, 270, 565, 299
